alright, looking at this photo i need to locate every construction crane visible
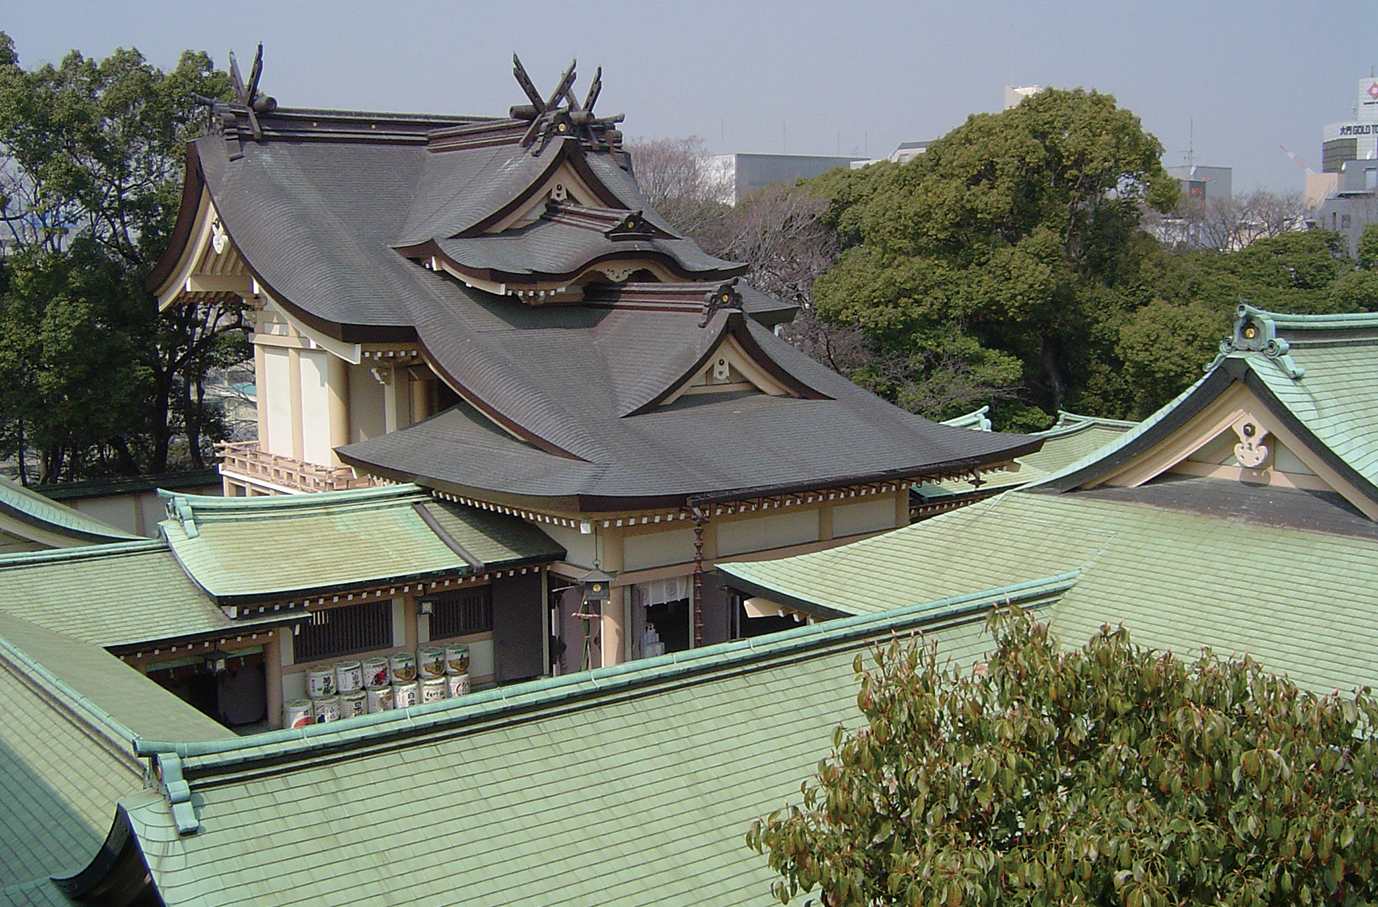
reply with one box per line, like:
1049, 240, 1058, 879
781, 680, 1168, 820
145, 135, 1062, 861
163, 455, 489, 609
1280, 145, 1316, 175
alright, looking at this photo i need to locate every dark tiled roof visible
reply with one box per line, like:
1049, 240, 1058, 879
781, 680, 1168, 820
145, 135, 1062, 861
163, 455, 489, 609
430, 220, 738, 281
188, 107, 1040, 506
342, 310, 1041, 507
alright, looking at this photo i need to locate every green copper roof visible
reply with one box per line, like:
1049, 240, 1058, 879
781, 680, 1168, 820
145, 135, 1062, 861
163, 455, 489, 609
0, 612, 231, 899
1239, 328, 1378, 489
105, 584, 1047, 907
1045, 305, 1378, 500
0, 475, 141, 547
160, 484, 562, 605
724, 483, 1378, 697
0, 541, 244, 649
918, 411, 1135, 499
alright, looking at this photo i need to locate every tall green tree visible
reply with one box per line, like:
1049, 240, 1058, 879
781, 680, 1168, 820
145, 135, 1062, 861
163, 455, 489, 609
749, 609, 1378, 907
0, 32, 240, 482
810, 89, 1177, 429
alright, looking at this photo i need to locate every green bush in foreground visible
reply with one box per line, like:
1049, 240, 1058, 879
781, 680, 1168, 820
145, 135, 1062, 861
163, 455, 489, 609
749, 609, 1378, 906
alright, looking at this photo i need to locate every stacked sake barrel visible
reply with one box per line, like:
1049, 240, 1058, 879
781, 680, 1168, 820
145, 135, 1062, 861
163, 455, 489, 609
282, 643, 471, 728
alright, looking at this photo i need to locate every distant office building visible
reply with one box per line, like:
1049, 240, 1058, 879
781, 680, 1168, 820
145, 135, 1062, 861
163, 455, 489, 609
707, 153, 863, 203
1309, 77, 1378, 253
1165, 164, 1234, 201
889, 141, 931, 164
1004, 85, 1043, 110
1321, 78, 1378, 173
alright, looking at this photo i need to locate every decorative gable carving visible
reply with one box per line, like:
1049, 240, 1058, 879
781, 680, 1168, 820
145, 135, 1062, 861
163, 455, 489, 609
659, 335, 794, 406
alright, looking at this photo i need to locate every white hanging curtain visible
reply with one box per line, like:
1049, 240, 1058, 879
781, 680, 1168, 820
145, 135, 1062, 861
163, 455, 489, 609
638, 575, 691, 607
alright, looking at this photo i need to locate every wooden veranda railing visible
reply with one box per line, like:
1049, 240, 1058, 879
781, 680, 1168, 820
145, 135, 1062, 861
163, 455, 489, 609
216, 441, 382, 493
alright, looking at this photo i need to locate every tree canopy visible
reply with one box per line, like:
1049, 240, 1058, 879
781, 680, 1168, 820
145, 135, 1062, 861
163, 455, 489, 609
809, 89, 1178, 429
0, 32, 242, 482
748, 609, 1378, 906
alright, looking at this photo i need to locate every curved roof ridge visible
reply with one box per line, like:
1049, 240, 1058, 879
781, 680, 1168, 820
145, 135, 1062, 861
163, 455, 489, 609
0, 537, 165, 569
613, 309, 738, 417
402, 272, 612, 461
394, 142, 545, 246
0, 475, 143, 545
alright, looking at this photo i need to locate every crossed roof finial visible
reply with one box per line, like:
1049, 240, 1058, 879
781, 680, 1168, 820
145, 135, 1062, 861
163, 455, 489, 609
510, 54, 624, 155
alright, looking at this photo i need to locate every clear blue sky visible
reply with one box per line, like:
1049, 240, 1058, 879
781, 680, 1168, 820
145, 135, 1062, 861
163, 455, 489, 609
5, 0, 1373, 193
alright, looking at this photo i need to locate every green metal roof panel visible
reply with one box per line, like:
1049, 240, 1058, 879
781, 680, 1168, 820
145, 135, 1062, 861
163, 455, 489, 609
723, 497, 1106, 616
0, 612, 233, 743
123, 614, 1001, 907
918, 417, 1135, 498
0, 541, 240, 648
726, 485, 1378, 697
0, 878, 75, 907
0, 613, 229, 896
161, 485, 561, 602
0, 475, 141, 546
1245, 344, 1378, 487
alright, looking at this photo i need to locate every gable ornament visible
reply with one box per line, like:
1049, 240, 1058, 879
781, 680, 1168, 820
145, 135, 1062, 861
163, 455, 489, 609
1232, 418, 1271, 470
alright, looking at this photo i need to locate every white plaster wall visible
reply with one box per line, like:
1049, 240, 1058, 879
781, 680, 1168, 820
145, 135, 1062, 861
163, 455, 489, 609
832, 498, 897, 538
299, 350, 332, 466
623, 526, 698, 571
261, 347, 294, 457
348, 363, 387, 443
1273, 443, 1314, 475
543, 523, 597, 567
717, 510, 819, 557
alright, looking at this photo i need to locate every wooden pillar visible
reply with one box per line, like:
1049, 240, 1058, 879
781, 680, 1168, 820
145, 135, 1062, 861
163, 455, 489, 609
326, 355, 350, 467
410, 374, 431, 424
894, 488, 910, 528
254, 342, 269, 452
264, 631, 284, 729
383, 366, 409, 434
819, 502, 834, 542
288, 348, 304, 461
600, 526, 625, 667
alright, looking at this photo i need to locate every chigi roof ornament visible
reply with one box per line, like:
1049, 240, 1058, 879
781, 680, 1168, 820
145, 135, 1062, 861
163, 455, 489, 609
510, 54, 624, 155
195, 43, 277, 158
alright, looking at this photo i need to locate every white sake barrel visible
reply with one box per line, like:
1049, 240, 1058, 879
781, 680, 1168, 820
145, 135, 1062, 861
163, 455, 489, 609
421, 677, 448, 703
312, 696, 341, 723
307, 666, 336, 699
334, 660, 364, 694
418, 647, 446, 679
445, 644, 470, 675
446, 673, 470, 698
366, 686, 395, 714
283, 699, 313, 729
393, 680, 420, 708
389, 651, 417, 684
362, 657, 390, 689
340, 690, 367, 719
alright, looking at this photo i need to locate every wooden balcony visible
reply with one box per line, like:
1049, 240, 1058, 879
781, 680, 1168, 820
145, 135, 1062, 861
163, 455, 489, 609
216, 442, 382, 494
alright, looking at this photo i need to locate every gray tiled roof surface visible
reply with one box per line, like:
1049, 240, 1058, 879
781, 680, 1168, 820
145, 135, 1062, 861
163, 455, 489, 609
344, 309, 1040, 500
434, 221, 736, 278
195, 117, 1038, 502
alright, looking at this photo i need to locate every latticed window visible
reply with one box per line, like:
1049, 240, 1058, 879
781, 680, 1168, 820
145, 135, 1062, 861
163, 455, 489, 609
427, 586, 493, 639
295, 600, 392, 661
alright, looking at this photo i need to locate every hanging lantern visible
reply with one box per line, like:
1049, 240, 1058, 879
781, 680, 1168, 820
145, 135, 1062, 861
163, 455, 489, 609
579, 561, 616, 607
